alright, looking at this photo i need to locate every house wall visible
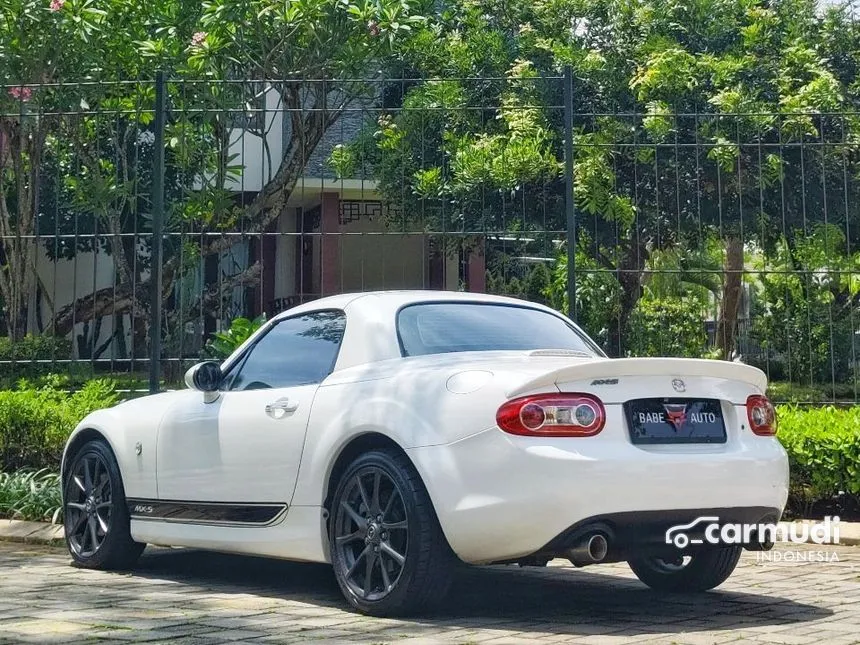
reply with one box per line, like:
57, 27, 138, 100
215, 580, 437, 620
339, 218, 428, 292
223, 88, 284, 193
32, 249, 133, 360
272, 208, 298, 309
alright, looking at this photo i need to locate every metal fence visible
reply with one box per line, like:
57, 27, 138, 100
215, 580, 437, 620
2, 72, 859, 403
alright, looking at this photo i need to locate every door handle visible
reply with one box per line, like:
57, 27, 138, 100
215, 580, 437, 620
265, 397, 299, 419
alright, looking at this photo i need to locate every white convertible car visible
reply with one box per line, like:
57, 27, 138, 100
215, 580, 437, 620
62, 291, 789, 615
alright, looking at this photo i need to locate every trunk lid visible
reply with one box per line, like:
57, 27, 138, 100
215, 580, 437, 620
509, 355, 766, 403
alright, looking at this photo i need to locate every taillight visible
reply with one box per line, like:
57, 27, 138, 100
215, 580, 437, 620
746, 395, 777, 436
496, 393, 606, 437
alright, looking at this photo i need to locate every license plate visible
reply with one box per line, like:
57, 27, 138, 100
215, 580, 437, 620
624, 399, 726, 444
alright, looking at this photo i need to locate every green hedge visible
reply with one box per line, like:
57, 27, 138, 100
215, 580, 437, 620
777, 405, 860, 517
0, 335, 73, 387
0, 380, 858, 519
0, 378, 119, 471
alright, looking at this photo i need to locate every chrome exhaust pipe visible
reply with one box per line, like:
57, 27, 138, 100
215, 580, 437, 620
565, 533, 609, 567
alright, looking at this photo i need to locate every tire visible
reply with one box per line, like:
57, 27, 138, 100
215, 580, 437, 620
63, 439, 145, 570
328, 449, 455, 616
628, 545, 742, 592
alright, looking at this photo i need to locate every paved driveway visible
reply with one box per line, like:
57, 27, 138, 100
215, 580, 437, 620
0, 542, 857, 644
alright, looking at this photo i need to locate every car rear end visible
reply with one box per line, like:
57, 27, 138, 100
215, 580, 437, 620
409, 357, 788, 565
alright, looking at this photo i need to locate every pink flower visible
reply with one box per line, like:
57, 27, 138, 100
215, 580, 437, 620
8, 86, 33, 102
49, 0, 65, 12
191, 31, 207, 47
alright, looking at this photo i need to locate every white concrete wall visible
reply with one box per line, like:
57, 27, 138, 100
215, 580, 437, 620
272, 208, 298, 306
33, 249, 133, 360
339, 217, 428, 292
224, 87, 284, 193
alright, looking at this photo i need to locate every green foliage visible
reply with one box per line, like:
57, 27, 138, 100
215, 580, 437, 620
750, 225, 860, 384
627, 297, 709, 358
0, 469, 62, 523
547, 236, 718, 355
767, 381, 858, 405
487, 262, 552, 305
356, 0, 860, 363
0, 335, 73, 381
524, 263, 552, 305
328, 144, 357, 179
2, 0, 425, 351
203, 315, 266, 359
547, 245, 622, 348
777, 405, 860, 515
0, 379, 119, 471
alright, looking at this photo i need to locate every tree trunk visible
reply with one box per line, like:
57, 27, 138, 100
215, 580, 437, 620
0, 119, 42, 341
716, 236, 744, 360
608, 241, 648, 357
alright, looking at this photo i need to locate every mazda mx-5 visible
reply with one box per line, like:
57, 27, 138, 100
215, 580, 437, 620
61, 291, 788, 615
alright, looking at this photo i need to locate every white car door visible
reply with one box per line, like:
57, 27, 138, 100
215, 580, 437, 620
153, 310, 346, 523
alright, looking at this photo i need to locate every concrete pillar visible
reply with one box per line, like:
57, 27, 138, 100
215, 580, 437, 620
320, 192, 341, 296
467, 240, 486, 293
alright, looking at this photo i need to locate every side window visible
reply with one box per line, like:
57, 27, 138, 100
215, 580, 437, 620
227, 311, 346, 391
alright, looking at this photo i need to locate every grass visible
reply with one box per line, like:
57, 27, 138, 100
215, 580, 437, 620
0, 469, 63, 523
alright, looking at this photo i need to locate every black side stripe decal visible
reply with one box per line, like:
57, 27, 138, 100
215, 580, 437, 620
127, 499, 287, 526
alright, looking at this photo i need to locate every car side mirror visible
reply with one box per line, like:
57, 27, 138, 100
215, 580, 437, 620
185, 361, 222, 393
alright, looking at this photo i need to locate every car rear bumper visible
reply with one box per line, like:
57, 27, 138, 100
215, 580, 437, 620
408, 425, 789, 564
538, 506, 781, 564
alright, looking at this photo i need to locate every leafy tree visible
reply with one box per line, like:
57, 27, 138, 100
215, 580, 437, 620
2, 0, 424, 359
0, 0, 136, 339
352, 0, 860, 358
750, 224, 860, 384
1, 0, 207, 344
548, 234, 718, 355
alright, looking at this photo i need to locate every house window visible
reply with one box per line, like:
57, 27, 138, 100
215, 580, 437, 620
338, 200, 402, 225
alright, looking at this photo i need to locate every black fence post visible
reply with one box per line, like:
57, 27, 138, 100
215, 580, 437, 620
563, 66, 577, 322
149, 71, 166, 394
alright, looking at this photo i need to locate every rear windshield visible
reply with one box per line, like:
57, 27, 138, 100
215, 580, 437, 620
397, 302, 602, 357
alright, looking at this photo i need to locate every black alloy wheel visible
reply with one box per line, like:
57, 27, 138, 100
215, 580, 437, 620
333, 465, 409, 601
64, 440, 145, 570
329, 449, 454, 616
65, 451, 113, 558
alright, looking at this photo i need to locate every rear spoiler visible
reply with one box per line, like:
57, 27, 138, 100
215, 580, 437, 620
508, 357, 767, 398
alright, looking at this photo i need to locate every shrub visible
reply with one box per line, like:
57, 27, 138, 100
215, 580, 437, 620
0, 469, 63, 523
0, 378, 119, 471
767, 381, 857, 404
0, 335, 73, 385
203, 315, 266, 359
777, 405, 860, 517
627, 297, 709, 358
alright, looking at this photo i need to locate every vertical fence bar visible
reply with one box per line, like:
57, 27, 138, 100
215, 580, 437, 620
149, 72, 166, 394
563, 66, 577, 321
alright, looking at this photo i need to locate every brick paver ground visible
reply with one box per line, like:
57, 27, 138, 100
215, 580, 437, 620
0, 541, 857, 645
